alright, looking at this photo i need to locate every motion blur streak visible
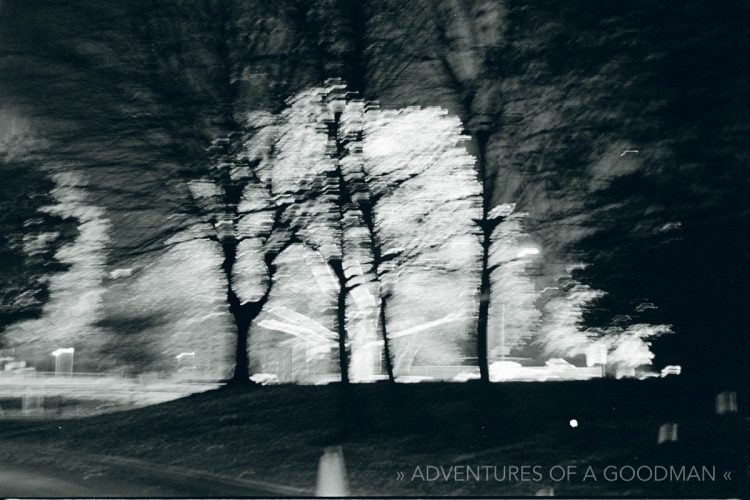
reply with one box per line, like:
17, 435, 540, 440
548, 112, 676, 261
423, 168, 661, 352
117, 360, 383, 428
0, 1, 747, 388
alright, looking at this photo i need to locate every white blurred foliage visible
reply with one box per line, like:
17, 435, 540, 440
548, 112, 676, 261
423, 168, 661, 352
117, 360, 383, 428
538, 265, 672, 370
356, 103, 483, 373
109, 268, 133, 279
233, 84, 485, 380
180, 82, 671, 380
187, 174, 277, 305
5, 82, 674, 379
596, 323, 673, 368
246, 84, 384, 380
251, 244, 339, 379
488, 203, 516, 220
110, 237, 235, 378
4, 171, 109, 351
0, 108, 45, 160
539, 279, 605, 357
234, 179, 276, 303
22, 231, 60, 256
487, 209, 542, 358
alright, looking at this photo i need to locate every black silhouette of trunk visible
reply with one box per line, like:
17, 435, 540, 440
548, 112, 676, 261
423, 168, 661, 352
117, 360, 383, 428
329, 259, 350, 386
222, 238, 256, 386
214, 0, 256, 386
337, 0, 395, 382
218, 175, 254, 386
327, 104, 397, 386
222, 242, 296, 385
431, 10, 498, 384
217, 162, 293, 386
335, 100, 397, 383
476, 131, 492, 384
358, 197, 396, 384
378, 294, 395, 382
221, 228, 291, 386
476, 240, 491, 384
328, 111, 352, 386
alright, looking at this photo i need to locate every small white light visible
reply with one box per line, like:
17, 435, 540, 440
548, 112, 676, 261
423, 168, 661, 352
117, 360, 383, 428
569, 419, 578, 428
516, 247, 540, 258
51, 347, 74, 357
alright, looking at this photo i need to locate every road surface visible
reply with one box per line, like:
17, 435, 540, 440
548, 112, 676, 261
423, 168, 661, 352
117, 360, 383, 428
0, 458, 286, 497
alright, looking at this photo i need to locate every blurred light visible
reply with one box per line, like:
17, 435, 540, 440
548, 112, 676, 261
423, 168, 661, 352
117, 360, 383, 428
316, 445, 349, 496
516, 247, 540, 258
51, 347, 74, 357
660, 365, 681, 377
715, 391, 737, 415
109, 268, 133, 279
250, 373, 281, 385
487, 203, 516, 219
585, 344, 607, 367
489, 361, 522, 381
657, 423, 679, 444
569, 419, 578, 428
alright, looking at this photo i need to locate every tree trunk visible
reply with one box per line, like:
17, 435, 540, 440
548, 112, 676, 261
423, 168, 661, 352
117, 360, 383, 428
330, 261, 350, 386
477, 253, 491, 384
327, 112, 352, 387
379, 296, 396, 383
476, 131, 492, 384
221, 238, 256, 387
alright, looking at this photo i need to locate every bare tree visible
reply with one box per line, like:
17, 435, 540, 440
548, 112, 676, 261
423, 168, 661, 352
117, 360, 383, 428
347, 97, 484, 380
248, 82, 484, 384
189, 116, 298, 385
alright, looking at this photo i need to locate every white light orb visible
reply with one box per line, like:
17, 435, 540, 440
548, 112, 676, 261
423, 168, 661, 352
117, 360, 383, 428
569, 419, 578, 428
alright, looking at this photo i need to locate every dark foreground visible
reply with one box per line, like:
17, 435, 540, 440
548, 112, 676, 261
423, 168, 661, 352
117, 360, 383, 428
0, 459, 287, 497
0, 378, 747, 497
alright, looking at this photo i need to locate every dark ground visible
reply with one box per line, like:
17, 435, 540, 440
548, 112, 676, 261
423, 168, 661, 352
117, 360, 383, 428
0, 379, 747, 497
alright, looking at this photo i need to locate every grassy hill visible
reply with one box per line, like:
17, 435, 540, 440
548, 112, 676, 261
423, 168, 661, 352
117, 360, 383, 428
0, 378, 747, 496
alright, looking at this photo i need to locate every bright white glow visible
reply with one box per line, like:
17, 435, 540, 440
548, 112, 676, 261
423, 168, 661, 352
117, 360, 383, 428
387, 314, 463, 340
489, 360, 523, 381
585, 343, 608, 367
394, 375, 435, 383
489, 360, 601, 382
249, 373, 281, 385
109, 268, 133, 279
661, 365, 682, 377
487, 203, 516, 220
515, 247, 540, 258
569, 419, 578, 428
175, 352, 195, 360
51, 348, 74, 357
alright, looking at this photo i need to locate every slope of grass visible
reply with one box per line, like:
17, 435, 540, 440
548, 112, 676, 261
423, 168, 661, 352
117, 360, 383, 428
0, 378, 746, 496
